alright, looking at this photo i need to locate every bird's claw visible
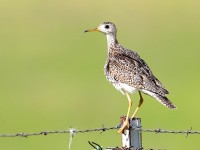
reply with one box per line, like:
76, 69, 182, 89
118, 121, 129, 134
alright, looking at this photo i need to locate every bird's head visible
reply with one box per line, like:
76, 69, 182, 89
85, 22, 117, 35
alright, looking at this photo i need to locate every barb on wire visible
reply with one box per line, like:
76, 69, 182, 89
186, 127, 192, 138
0, 125, 200, 138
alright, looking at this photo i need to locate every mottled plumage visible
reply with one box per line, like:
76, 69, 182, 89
104, 42, 175, 109
85, 22, 176, 133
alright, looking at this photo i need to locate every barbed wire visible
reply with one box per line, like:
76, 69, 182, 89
0, 125, 118, 138
0, 125, 199, 138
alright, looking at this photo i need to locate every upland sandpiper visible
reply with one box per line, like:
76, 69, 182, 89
85, 22, 176, 133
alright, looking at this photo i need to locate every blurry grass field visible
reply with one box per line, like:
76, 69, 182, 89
0, 0, 200, 149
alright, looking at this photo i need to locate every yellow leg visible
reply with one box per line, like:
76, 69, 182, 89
131, 91, 143, 118
118, 92, 132, 133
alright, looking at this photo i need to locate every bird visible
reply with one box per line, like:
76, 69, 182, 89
84, 22, 176, 133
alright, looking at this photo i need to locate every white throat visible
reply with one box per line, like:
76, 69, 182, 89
106, 34, 116, 48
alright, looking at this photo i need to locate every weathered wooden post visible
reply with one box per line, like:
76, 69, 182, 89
121, 116, 142, 150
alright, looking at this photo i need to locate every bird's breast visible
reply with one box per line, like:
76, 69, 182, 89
104, 60, 138, 95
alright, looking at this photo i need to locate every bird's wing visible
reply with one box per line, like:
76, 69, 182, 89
109, 49, 169, 95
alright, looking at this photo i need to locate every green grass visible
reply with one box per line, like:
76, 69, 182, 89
0, 0, 200, 149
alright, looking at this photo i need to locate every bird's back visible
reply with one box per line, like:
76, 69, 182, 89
104, 44, 176, 109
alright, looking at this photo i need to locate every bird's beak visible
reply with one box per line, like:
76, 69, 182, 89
84, 28, 100, 33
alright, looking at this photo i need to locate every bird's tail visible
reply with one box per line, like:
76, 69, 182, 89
154, 94, 176, 109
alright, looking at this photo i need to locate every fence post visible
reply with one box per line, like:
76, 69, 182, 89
121, 116, 142, 150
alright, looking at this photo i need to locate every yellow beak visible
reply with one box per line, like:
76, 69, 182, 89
84, 28, 100, 33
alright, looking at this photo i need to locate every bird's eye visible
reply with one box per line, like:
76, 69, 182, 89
105, 25, 110, 29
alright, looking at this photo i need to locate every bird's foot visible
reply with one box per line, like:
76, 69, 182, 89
118, 120, 129, 134
131, 116, 136, 120
131, 112, 137, 119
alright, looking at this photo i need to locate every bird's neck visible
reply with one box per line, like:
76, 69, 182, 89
106, 34, 118, 48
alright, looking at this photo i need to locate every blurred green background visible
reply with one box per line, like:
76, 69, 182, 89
0, 0, 200, 149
